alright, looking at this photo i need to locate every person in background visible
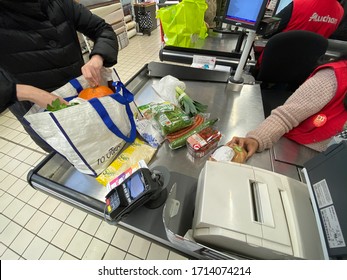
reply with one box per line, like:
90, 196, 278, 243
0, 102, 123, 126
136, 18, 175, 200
272, 0, 344, 38
205, 0, 217, 28
254, 0, 344, 70
0, 0, 118, 151
228, 54, 347, 159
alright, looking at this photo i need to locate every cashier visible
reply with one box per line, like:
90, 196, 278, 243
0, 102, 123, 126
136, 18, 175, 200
270, 0, 344, 38
228, 55, 347, 159
255, 0, 344, 69
0, 0, 118, 152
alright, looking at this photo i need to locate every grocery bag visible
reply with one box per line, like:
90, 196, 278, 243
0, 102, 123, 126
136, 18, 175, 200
24, 74, 136, 177
156, 0, 208, 48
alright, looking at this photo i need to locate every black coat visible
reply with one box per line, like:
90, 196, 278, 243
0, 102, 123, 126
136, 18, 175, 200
0, 0, 118, 113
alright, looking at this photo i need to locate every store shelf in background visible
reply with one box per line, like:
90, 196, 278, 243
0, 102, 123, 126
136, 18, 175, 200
124, 14, 137, 39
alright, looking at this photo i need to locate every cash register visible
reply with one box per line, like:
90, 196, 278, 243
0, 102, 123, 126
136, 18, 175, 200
191, 142, 347, 260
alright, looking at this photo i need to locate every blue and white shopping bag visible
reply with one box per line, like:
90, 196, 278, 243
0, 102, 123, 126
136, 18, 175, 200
24, 72, 136, 176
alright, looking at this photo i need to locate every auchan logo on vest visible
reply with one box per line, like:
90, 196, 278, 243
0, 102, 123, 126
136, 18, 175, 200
309, 13, 338, 24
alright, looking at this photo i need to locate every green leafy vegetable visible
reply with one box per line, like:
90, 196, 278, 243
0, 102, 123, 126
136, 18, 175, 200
46, 98, 78, 112
175, 86, 208, 117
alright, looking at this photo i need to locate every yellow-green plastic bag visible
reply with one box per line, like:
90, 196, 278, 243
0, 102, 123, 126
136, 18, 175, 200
157, 0, 208, 48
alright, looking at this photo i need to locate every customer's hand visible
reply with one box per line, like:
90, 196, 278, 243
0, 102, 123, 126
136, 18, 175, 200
81, 54, 104, 87
16, 84, 68, 109
226, 137, 259, 159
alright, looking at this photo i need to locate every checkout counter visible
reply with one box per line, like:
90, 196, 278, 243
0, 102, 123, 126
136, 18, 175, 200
27, 61, 319, 259
159, 29, 256, 70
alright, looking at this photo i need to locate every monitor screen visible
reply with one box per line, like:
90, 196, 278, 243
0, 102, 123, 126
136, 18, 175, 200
275, 0, 292, 14
223, 0, 268, 31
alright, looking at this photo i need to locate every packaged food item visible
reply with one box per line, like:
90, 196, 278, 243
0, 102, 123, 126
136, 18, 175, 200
186, 126, 222, 158
137, 102, 193, 136
169, 118, 219, 150
154, 104, 193, 135
230, 144, 248, 163
210, 144, 248, 163
96, 138, 157, 186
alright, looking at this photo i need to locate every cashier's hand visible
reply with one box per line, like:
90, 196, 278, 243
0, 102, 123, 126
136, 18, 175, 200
226, 137, 259, 159
16, 84, 68, 109
81, 54, 104, 87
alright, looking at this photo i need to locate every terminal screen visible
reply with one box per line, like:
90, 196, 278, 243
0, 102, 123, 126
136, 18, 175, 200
124, 172, 146, 200
224, 0, 267, 29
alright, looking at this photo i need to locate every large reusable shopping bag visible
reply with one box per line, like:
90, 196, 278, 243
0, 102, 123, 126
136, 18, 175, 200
24, 72, 136, 176
157, 0, 208, 48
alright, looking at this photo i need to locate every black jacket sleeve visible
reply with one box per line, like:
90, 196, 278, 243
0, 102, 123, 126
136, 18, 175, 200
0, 67, 17, 113
63, 0, 119, 67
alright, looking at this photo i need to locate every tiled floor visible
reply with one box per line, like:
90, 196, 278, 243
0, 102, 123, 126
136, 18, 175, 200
0, 28, 187, 260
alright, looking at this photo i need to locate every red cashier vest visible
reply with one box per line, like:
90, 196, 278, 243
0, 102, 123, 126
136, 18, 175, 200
285, 61, 347, 144
283, 0, 344, 38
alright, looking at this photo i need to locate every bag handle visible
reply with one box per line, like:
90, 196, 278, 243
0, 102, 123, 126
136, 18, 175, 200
88, 82, 136, 143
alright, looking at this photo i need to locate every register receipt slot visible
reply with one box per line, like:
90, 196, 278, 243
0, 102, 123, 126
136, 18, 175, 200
192, 161, 324, 260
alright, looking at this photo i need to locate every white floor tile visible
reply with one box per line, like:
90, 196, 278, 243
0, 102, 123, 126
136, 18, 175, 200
94, 221, 117, 243
27, 191, 48, 208
110, 228, 133, 251
22, 151, 44, 166
11, 162, 31, 179
0, 154, 11, 170
6, 178, 27, 198
66, 230, 92, 259
0, 241, 7, 256
1, 197, 25, 220
12, 203, 37, 227
25, 210, 49, 234
79, 214, 102, 236
14, 148, 34, 163
124, 253, 141, 260
1, 248, 21, 260
0, 142, 17, 154
0, 214, 11, 234
40, 244, 63, 260
39, 196, 60, 215
6, 144, 24, 158
65, 207, 87, 229
37, 217, 63, 242
60, 252, 79, 260
22, 236, 49, 260
51, 202, 73, 222
127, 235, 151, 259
82, 237, 108, 260
9, 228, 35, 255
0, 169, 7, 182
146, 243, 169, 260
51, 223, 77, 250
16, 184, 37, 203
103, 245, 126, 260
1, 221, 22, 246
0, 174, 17, 192
2, 157, 21, 174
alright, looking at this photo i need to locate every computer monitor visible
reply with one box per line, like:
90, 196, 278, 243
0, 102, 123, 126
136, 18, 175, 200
222, 0, 268, 31
275, 0, 292, 15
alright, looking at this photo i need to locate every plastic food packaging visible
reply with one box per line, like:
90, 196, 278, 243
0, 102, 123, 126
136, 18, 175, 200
186, 126, 221, 158
210, 144, 248, 163
96, 138, 157, 186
